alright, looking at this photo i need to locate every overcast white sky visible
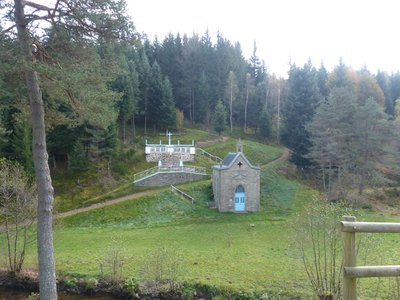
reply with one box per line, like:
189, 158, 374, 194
127, 0, 400, 77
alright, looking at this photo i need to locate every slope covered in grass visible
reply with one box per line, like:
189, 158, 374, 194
19, 145, 318, 298
203, 139, 282, 165
5, 137, 399, 299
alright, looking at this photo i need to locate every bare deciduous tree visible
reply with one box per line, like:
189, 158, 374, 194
0, 159, 37, 276
293, 198, 356, 300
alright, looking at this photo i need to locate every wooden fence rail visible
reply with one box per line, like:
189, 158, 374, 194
171, 185, 194, 204
197, 148, 222, 163
341, 216, 400, 300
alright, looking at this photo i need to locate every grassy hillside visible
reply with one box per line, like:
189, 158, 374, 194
202, 138, 282, 165
2, 134, 400, 299
18, 146, 318, 298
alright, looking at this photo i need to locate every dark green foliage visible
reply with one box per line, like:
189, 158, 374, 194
317, 63, 329, 98
213, 100, 227, 135
390, 72, 400, 104
10, 116, 33, 173
108, 45, 141, 141
259, 105, 272, 141
376, 70, 394, 116
281, 61, 322, 168
160, 77, 176, 129
329, 57, 349, 89
147, 61, 164, 130
69, 141, 89, 172
248, 41, 266, 85
307, 87, 358, 196
102, 124, 119, 158
308, 87, 399, 196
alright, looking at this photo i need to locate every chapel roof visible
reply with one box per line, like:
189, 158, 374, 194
213, 151, 260, 170
221, 152, 237, 166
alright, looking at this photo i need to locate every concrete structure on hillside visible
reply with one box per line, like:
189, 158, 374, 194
133, 131, 207, 186
144, 131, 195, 167
212, 140, 260, 212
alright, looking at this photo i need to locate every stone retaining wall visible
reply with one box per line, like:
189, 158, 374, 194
134, 172, 208, 186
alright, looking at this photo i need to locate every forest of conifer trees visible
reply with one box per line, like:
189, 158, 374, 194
1, 11, 400, 180
2, 2, 400, 299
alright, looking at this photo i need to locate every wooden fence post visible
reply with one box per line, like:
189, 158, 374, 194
343, 216, 357, 300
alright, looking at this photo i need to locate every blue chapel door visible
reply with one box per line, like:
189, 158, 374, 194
234, 185, 245, 211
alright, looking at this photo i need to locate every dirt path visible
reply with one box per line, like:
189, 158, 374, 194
56, 147, 290, 219
56, 189, 163, 219
261, 147, 290, 169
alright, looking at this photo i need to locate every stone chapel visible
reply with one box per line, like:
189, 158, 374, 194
212, 140, 260, 212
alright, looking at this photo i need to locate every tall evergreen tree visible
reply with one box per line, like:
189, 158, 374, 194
147, 61, 164, 131
213, 100, 227, 135
390, 72, 400, 114
317, 63, 329, 99
137, 48, 152, 134
307, 87, 358, 197
259, 105, 272, 142
10, 114, 33, 173
308, 87, 399, 197
195, 71, 211, 124
281, 61, 322, 168
248, 41, 265, 84
160, 77, 176, 130
111, 51, 140, 142
376, 70, 394, 116
5, 1, 135, 297
69, 140, 88, 172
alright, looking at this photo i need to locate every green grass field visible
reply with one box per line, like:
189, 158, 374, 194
3, 137, 400, 299
202, 138, 282, 165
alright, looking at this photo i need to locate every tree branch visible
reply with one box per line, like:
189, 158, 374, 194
51, 0, 61, 19
2, 24, 17, 34
24, 1, 52, 11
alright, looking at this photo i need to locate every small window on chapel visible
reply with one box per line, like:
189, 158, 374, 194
238, 161, 243, 167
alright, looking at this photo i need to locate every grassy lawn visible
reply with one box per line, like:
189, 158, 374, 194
8, 155, 317, 298
202, 138, 283, 165
2, 138, 400, 299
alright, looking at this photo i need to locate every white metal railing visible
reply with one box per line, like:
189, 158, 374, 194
133, 165, 207, 183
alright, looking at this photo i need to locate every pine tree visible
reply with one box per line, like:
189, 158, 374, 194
7, 1, 135, 297
10, 114, 33, 174
160, 77, 176, 130
213, 100, 227, 135
308, 88, 399, 197
69, 140, 88, 172
376, 70, 394, 116
196, 71, 211, 124
281, 61, 322, 168
147, 61, 164, 131
110, 51, 140, 143
307, 87, 358, 197
259, 105, 272, 142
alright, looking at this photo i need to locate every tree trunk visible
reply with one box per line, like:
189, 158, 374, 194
276, 81, 281, 143
144, 92, 148, 135
244, 74, 249, 133
131, 115, 136, 139
121, 115, 126, 144
14, 1, 58, 299
230, 81, 233, 135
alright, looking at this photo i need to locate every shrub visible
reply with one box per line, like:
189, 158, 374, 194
137, 245, 184, 289
99, 243, 126, 284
